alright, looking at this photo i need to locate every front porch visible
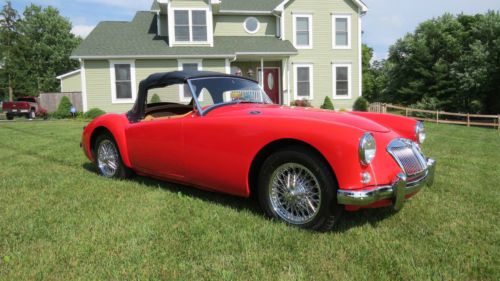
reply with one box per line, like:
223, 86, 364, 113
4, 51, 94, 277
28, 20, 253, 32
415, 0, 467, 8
229, 57, 291, 105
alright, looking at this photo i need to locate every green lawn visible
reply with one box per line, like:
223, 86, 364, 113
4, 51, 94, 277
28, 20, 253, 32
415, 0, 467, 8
0, 120, 498, 280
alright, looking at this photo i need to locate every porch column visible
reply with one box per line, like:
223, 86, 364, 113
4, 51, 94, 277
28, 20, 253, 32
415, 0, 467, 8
260, 57, 264, 88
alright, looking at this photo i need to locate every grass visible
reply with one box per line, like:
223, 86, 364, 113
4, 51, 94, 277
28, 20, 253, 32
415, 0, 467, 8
0, 120, 498, 280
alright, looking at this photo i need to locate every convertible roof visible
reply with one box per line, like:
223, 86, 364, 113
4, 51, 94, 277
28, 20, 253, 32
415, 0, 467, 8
140, 70, 254, 90
128, 70, 256, 123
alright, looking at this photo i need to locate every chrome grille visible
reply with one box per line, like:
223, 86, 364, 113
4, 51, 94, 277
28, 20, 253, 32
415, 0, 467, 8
387, 139, 428, 177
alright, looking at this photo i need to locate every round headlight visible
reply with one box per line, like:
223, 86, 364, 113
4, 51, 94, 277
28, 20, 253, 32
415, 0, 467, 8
359, 133, 376, 165
415, 122, 426, 144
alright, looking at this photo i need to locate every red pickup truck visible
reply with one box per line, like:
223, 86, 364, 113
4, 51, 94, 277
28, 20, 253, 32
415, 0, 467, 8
2, 97, 44, 120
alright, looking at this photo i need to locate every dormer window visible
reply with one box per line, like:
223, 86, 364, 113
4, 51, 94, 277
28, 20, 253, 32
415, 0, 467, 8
173, 9, 211, 44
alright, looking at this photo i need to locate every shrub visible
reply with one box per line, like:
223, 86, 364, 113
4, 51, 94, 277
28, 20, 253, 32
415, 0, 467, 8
84, 108, 106, 120
320, 96, 335, 110
53, 96, 73, 119
36, 109, 48, 120
291, 99, 312, 107
353, 97, 369, 112
150, 94, 161, 103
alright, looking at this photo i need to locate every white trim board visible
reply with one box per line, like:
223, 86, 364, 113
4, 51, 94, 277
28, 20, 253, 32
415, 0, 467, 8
57, 69, 81, 80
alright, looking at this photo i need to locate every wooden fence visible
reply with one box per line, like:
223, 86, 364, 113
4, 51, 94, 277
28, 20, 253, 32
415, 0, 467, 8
39, 92, 83, 113
369, 103, 500, 130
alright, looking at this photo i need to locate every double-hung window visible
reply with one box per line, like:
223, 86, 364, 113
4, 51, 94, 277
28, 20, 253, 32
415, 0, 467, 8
293, 14, 312, 49
174, 9, 208, 43
110, 61, 136, 104
333, 63, 351, 99
294, 64, 313, 100
332, 14, 351, 49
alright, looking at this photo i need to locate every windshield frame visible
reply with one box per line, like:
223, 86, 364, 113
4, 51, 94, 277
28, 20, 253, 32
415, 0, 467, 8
187, 76, 270, 116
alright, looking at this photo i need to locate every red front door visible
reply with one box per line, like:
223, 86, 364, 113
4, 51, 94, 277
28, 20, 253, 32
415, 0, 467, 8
260, 68, 280, 104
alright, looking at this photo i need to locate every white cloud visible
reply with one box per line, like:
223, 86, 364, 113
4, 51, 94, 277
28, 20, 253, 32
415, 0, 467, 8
71, 25, 95, 38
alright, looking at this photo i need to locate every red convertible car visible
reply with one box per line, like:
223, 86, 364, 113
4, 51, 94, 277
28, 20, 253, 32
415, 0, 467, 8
81, 71, 435, 231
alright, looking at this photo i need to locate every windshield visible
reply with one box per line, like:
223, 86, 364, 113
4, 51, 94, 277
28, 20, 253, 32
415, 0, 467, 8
188, 77, 272, 113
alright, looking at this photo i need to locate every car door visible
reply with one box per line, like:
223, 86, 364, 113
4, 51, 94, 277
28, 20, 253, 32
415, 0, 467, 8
126, 118, 185, 180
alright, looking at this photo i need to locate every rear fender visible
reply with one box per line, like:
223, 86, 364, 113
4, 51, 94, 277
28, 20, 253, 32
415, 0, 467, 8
84, 114, 132, 168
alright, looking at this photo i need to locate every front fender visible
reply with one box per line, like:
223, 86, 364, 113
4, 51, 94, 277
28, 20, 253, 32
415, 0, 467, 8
348, 112, 418, 142
82, 114, 132, 168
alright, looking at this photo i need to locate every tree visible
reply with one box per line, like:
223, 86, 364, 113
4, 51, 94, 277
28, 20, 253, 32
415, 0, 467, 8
380, 12, 500, 114
151, 94, 161, 103
0, 1, 20, 101
17, 4, 81, 95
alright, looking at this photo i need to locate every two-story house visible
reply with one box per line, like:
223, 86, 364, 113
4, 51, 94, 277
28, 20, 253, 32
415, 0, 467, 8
70, 0, 368, 112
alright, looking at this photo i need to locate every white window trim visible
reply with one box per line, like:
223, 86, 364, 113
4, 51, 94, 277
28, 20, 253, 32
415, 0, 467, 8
170, 8, 213, 46
332, 63, 352, 100
332, 14, 352, 49
243, 17, 260, 34
293, 63, 314, 100
292, 13, 313, 49
109, 60, 136, 104
178, 59, 203, 102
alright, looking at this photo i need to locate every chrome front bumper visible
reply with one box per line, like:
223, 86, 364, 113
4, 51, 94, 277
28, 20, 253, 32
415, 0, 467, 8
337, 158, 436, 210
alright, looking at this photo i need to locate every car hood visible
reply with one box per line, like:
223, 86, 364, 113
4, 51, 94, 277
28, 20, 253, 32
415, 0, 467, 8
209, 104, 391, 133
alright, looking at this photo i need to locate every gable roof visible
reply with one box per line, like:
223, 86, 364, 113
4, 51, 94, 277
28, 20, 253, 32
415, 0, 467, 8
71, 12, 297, 59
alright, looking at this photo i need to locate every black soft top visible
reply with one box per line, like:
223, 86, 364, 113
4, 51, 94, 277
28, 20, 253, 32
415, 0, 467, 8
127, 71, 255, 122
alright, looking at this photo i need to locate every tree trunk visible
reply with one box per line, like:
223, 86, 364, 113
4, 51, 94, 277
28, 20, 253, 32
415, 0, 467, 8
8, 74, 13, 102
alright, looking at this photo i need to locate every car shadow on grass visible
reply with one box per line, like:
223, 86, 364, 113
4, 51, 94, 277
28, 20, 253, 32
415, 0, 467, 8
83, 162, 398, 233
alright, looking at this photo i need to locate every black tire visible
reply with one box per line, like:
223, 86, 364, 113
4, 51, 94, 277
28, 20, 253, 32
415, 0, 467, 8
6, 114, 14, 120
258, 146, 342, 231
93, 133, 132, 179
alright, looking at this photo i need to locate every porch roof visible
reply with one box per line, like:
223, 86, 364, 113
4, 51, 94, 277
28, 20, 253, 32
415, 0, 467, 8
71, 12, 297, 59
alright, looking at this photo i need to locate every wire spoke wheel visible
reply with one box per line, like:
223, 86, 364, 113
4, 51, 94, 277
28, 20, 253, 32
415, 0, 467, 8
97, 139, 119, 177
268, 163, 322, 225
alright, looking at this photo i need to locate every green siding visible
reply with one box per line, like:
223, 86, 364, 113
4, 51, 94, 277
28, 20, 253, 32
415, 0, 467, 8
284, 0, 361, 109
84, 59, 226, 113
214, 15, 276, 37
61, 73, 82, 92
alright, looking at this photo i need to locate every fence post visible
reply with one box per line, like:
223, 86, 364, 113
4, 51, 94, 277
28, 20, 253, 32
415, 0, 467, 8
498, 115, 500, 131
467, 114, 470, 127
405, 108, 409, 117
436, 111, 439, 124
383, 104, 387, 114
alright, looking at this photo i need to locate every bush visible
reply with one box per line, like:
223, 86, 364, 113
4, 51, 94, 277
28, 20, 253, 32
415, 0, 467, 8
84, 108, 106, 120
36, 109, 48, 120
53, 96, 73, 119
320, 96, 335, 110
353, 97, 369, 112
150, 94, 161, 103
291, 99, 312, 107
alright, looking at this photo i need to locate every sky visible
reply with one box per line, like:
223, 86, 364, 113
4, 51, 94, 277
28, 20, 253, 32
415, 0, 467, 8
10, 0, 500, 60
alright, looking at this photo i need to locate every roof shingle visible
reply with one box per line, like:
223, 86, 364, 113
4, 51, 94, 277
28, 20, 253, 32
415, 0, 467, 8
71, 12, 297, 58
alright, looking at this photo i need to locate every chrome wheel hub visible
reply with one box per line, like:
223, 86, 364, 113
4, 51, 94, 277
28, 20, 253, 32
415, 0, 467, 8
269, 163, 322, 225
97, 140, 119, 177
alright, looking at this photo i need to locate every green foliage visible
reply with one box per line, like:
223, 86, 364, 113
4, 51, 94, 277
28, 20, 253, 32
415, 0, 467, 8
84, 108, 106, 120
0, 3, 80, 97
291, 99, 312, 107
377, 12, 500, 114
353, 97, 369, 112
320, 96, 334, 110
53, 96, 73, 119
150, 94, 161, 103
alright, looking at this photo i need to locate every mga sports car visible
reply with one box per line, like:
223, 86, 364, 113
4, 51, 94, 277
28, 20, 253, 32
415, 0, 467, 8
81, 71, 435, 231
